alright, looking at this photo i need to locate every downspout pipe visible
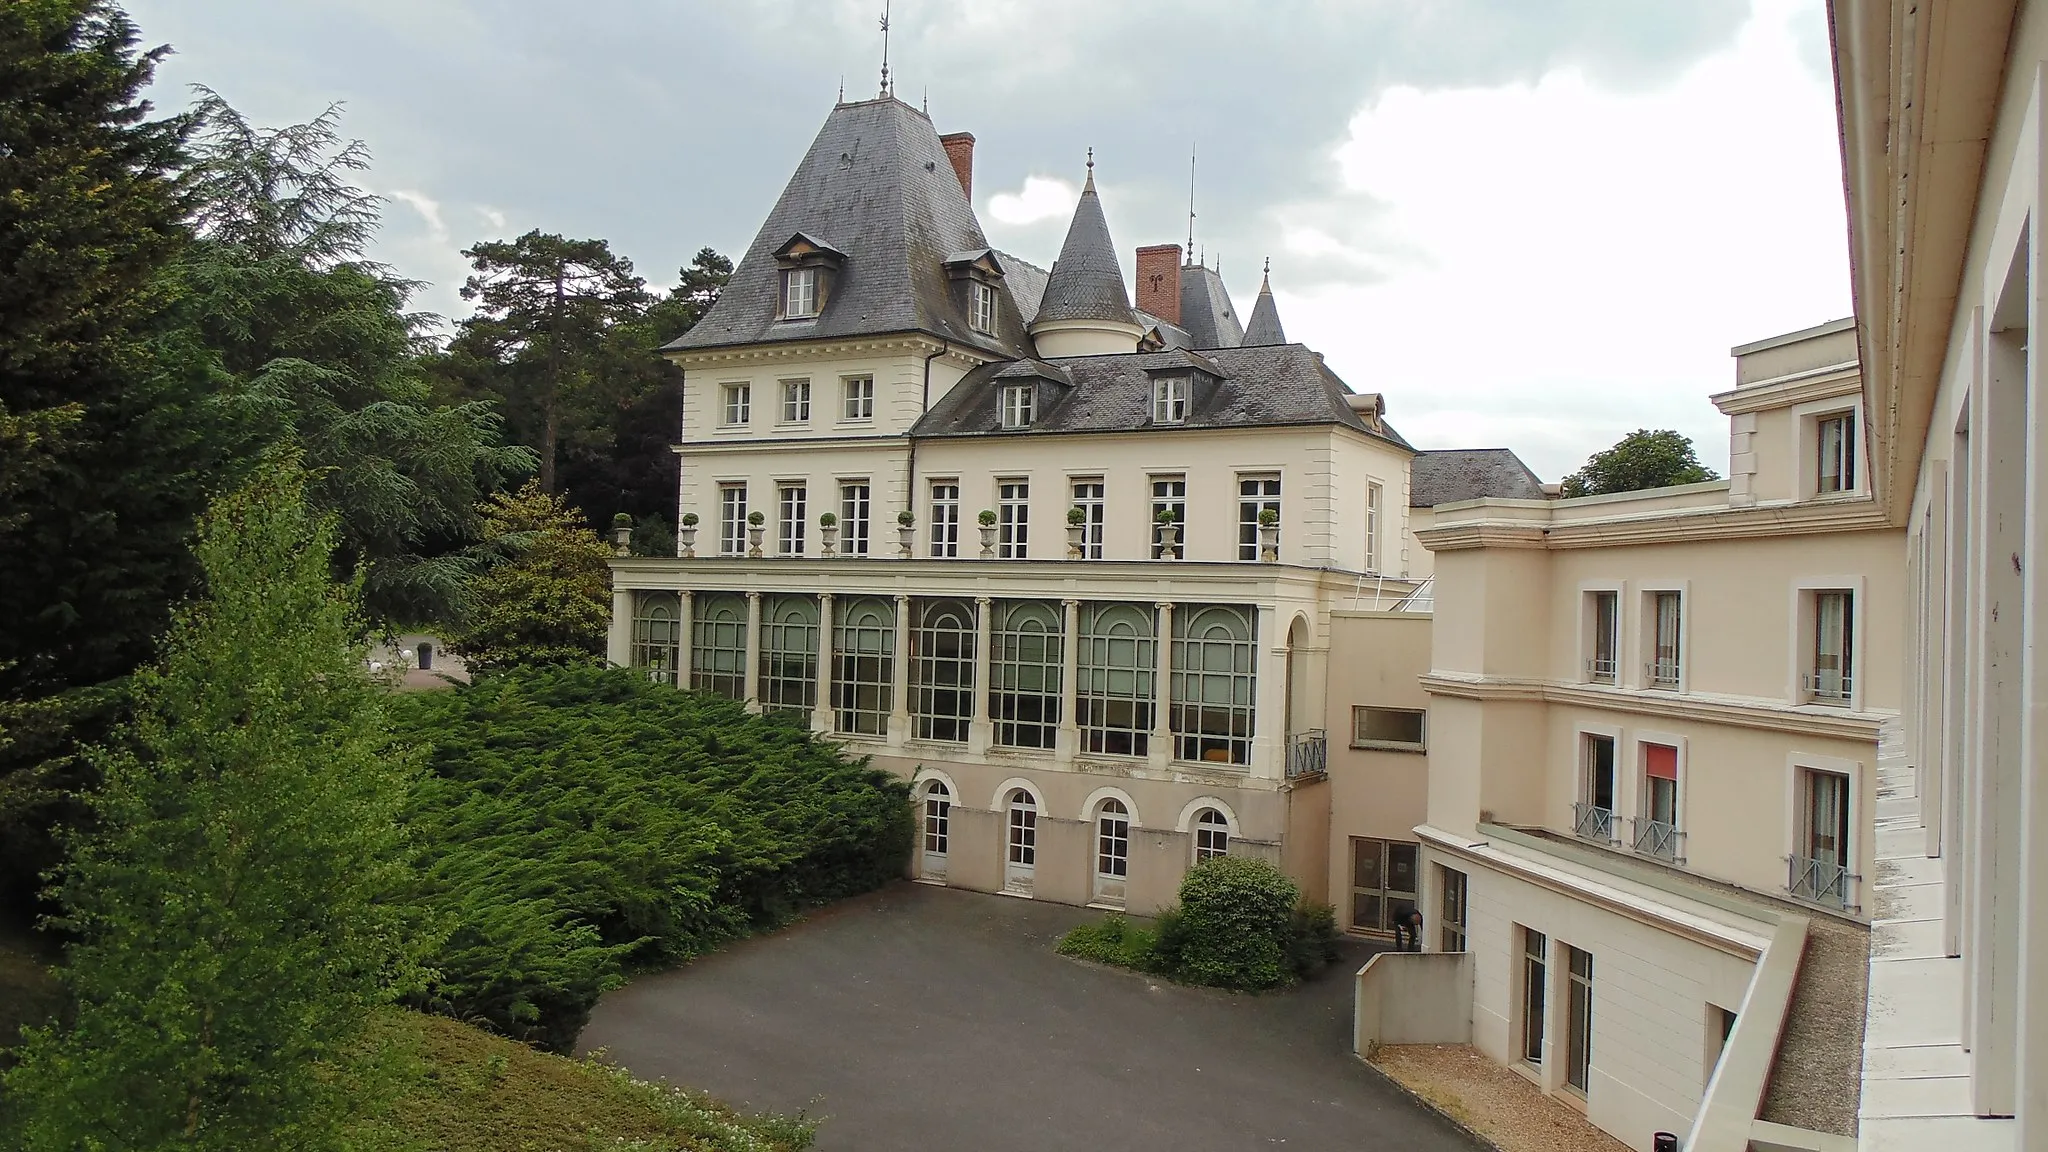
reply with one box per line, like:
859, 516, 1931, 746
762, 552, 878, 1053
908, 339, 948, 524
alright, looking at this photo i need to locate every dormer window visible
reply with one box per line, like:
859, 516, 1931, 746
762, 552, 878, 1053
970, 282, 997, 334
783, 268, 819, 319
1001, 384, 1035, 430
1153, 377, 1188, 424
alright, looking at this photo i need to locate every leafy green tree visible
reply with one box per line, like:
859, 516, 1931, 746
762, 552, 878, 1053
445, 482, 611, 672
452, 232, 650, 494
1, 463, 422, 1149
1559, 428, 1719, 497
0, 0, 250, 912
174, 92, 533, 625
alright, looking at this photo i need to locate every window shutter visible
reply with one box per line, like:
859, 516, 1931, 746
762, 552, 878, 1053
1645, 743, 1678, 781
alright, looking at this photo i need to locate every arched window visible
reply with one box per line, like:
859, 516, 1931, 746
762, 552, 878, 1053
1171, 604, 1257, 765
691, 593, 746, 698
1007, 789, 1037, 867
833, 597, 894, 735
1194, 808, 1231, 862
760, 594, 820, 715
1096, 799, 1130, 879
922, 781, 951, 856
1078, 602, 1156, 756
633, 592, 682, 686
992, 600, 1061, 749
912, 599, 975, 742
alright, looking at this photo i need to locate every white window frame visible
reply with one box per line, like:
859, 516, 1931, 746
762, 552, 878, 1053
928, 480, 960, 558
1001, 384, 1035, 430
776, 483, 806, 556
720, 382, 751, 427
1631, 729, 1688, 863
1788, 576, 1866, 710
969, 281, 997, 333
839, 480, 871, 556
841, 375, 875, 422
1637, 583, 1688, 692
718, 483, 748, 556
1794, 394, 1867, 501
1782, 751, 1863, 911
1351, 705, 1426, 752
1580, 583, 1623, 685
997, 478, 1029, 558
1070, 477, 1105, 559
779, 378, 811, 424
1153, 376, 1188, 424
1192, 807, 1232, 862
783, 267, 819, 318
1366, 482, 1384, 573
1238, 473, 1281, 561
1574, 721, 1623, 845
1150, 474, 1186, 559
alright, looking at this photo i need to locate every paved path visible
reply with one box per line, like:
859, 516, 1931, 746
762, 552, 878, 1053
578, 883, 1480, 1151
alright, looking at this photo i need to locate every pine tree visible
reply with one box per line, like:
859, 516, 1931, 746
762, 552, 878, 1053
1, 463, 422, 1149
444, 482, 612, 672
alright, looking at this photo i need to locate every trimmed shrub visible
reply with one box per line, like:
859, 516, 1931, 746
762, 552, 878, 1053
1171, 856, 1301, 990
1056, 914, 1157, 970
1285, 901, 1342, 978
389, 664, 914, 1051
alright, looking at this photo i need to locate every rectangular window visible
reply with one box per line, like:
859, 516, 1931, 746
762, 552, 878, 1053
1153, 376, 1188, 423
1792, 767, 1853, 908
990, 600, 1062, 749
783, 267, 818, 318
1649, 591, 1682, 688
998, 479, 1029, 558
1352, 706, 1426, 751
777, 484, 806, 556
779, 378, 810, 423
1366, 482, 1383, 572
1522, 928, 1548, 1065
1637, 742, 1681, 861
721, 383, 750, 426
970, 281, 996, 333
1575, 733, 1617, 843
842, 375, 875, 421
840, 481, 871, 556
1071, 479, 1105, 559
1587, 591, 1619, 683
718, 483, 748, 556
1151, 475, 1186, 559
1238, 474, 1281, 560
1565, 945, 1593, 1096
928, 481, 960, 558
1817, 410, 1857, 494
1001, 384, 1035, 429
1439, 865, 1468, 953
1810, 590, 1854, 702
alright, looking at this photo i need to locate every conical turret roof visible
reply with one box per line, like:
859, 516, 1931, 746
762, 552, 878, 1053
1241, 263, 1287, 346
1032, 166, 1137, 327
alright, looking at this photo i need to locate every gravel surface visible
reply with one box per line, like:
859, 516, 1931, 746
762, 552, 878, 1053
1760, 913, 1869, 1135
1370, 1044, 1630, 1152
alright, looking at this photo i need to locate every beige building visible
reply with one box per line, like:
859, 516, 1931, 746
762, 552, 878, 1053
607, 93, 1488, 917
1354, 317, 1903, 1152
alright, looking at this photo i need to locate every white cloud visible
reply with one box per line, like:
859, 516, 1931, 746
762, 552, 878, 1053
477, 205, 507, 232
987, 175, 1079, 226
1274, 0, 1849, 480
386, 189, 447, 241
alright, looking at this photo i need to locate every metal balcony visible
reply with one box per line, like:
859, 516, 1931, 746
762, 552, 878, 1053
1584, 656, 1617, 684
1804, 670, 1854, 703
1645, 660, 1682, 689
1631, 818, 1685, 863
1788, 854, 1858, 911
1286, 729, 1328, 779
1571, 802, 1617, 845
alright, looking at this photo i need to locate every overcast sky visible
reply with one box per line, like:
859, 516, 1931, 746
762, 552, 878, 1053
125, 0, 1850, 481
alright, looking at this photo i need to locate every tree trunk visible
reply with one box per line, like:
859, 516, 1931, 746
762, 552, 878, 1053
540, 401, 558, 492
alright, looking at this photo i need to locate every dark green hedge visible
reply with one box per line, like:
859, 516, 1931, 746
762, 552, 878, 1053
388, 665, 914, 1052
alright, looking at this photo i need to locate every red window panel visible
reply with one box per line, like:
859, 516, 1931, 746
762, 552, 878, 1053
1645, 743, 1679, 781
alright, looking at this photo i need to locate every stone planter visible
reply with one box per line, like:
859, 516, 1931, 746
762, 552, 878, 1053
898, 525, 916, 557
1258, 523, 1279, 562
747, 525, 765, 558
820, 524, 839, 556
979, 524, 999, 558
1067, 524, 1086, 558
677, 525, 697, 559
1157, 523, 1180, 559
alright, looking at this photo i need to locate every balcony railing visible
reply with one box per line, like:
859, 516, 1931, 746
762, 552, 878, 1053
1645, 660, 1682, 689
1788, 854, 1859, 911
1631, 817, 1685, 863
1585, 656, 1617, 684
1572, 802, 1617, 845
1286, 729, 1328, 779
1804, 670, 1854, 703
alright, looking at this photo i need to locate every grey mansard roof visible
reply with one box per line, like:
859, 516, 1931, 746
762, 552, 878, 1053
913, 343, 1411, 450
996, 250, 1050, 324
1178, 264, 1245, 349
663, 97, 1035, 357
1241, 273, 1287, 346
1030, 172, 1139, 327
1409, 449, 1549, 507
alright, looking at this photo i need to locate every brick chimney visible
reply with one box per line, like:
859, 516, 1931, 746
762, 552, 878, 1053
1135, 244, 1183, 325
939, 132, 975, 199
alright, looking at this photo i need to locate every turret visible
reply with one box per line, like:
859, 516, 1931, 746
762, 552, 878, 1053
1241, 259, 1288, 347
1029, 153, 1144, 357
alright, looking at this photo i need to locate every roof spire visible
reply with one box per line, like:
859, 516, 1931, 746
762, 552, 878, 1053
1242, 259, 1287, 346
838, 75, 845, 103
1084, 146, 1095, 191
878, 0, 892, 97
1186, 145, 1196, 260
1030, 155, 1138, 342
1262, 255, 1270, 285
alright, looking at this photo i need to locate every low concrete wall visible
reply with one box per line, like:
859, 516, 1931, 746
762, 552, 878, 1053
947, 807, 1004, 893
1352, 951, 1473, 1054
1684, 914, 1810, 1152
1128, 828, 1190, 912
1034, 816, 1092, 905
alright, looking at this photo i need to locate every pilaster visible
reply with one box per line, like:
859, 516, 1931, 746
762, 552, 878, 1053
606, 586, 633, 667
812, 592, 835, 734
888, 593, 912, 746
1056, 598, 1081, 762
743, 591, 763, 713
969, 595, 993, 755
1149, 601, 1174, 770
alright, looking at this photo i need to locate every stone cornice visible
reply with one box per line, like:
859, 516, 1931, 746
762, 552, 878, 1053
1412, 521, 1548, 552
1420, 498, 1896, 553
1708, 361, 1860, 415
1418, 671, 1889, 740
663, 334, 993, 370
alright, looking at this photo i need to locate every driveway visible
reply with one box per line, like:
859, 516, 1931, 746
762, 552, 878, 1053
578, 883, 1479, 1151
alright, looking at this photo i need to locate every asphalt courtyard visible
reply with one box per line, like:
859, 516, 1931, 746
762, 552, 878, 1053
577, 882, 1481, 1151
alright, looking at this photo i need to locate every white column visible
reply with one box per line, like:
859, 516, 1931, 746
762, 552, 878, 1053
606, 585, 633, 667
677, 591, 695, 688
743, 591, 763, 714
812, 592, 834, 734
1252, 604, 1286, 780
2016, 282, 2048, 1140
1057, 598, 1081, 763
1149, 601, 1174, 770
888, 593, 912, 746
969, 596, 993, 755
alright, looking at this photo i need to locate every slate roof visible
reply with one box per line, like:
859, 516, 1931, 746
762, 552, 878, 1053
1177, 264, 1244, 349
664, 97, 1035, 357
1241, 272, 1287, 346
1031, 171, 1138, 327
1409, 448, 1549, 507
1134, 309, 1195, 350
913, 342, 1411, 451
996, 250, 1050, 324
